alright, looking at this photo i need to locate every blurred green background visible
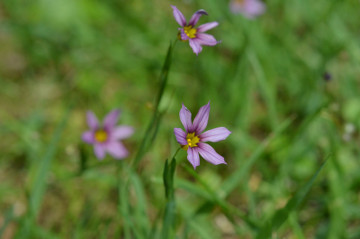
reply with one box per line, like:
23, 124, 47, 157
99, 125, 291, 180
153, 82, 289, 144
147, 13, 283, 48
1, 0, 360, 238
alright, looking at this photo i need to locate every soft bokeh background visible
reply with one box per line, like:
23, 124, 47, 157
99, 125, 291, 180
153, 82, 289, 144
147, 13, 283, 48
1, 0, 360, 238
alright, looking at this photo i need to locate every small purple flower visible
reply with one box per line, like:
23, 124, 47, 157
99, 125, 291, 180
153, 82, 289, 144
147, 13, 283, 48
174, 102, 231, 169
171, 5, 220, 55
229, 0, 266, 19
82, 109, 134, 160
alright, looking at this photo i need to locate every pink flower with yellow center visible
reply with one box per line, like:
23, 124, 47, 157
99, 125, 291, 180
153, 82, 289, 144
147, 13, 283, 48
171, 5, 220, 55
229, 0, 266, 19
82, 110, 134, 160
174, 102, 231, 169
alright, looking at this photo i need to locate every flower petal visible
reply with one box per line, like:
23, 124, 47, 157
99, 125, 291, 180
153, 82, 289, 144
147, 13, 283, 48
171, 5, 186, 26
82, 130, 94, 144
200, 127, 231, 142
197, 143, 227, 165
179, 104, 193, 132
197, 21, 219, 33
94, 144, 106, 160
196, 33, 220, 46
244, 0, 266, 18
193, 102, 210, 134
106, 141, 129, 159
86, 111, 99, 130
189, 39, 203, 55
103, 109, 120, 130
188, 9, 208, 26
174, 128, 188, 145
230, 0, 265, 19
112, 126, 134, 140
187, 147, 200, 169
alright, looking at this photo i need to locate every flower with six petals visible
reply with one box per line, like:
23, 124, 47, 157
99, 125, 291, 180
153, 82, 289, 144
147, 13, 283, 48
174, 102, 231, 169
229, 0, 266, 19
171, 5, 220, 55
82, 109, 134, 160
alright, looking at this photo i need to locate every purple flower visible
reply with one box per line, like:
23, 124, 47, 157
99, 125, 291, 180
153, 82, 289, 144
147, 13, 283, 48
174, 102, 231, 169
229, 0, 266, 19
171, 5, 220, 55
82, 109, 134, 160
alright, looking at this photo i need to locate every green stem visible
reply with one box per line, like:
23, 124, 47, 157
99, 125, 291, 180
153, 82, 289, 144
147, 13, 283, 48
132, 41, 175, 168
161, 147, 181, 239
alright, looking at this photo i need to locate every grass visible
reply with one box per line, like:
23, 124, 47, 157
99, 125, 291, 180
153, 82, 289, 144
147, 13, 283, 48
0, 0, 360, 238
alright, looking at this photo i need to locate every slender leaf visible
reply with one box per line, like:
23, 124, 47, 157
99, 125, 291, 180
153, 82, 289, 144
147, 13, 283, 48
161, 157, 177, 239
134, 43, 173, 166
256, 160, 327, 239
28, 107, 71, 217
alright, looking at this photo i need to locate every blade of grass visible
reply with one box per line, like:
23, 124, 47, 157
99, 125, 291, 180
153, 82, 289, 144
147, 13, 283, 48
181, 163, 258, 232
130, 171, 151, 237
289, 212, 306, 239
222, 117, 294, 196
133, 42, 173, 167
28, 107, 71, 218
118, 180, 133, 239
256, 159, 327, 239
327, 121, 347, 239
183, 117, 293, 233
248, 50, 279, 130
161, 156, 177, 239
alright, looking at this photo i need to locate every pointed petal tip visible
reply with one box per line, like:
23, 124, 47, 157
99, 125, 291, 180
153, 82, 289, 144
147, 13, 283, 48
94, 144, 106, 160
112, 125, 134, 140
187, 147, 200, 169
104, 109, 121, 129
106, 141, 129, 159
179, 104, 193, 132
189, 39, 203, 55
197, 143, 226, 165
200, 127, 231, 142
198, 9, 208, 15
188, 9, 209, 26
171, 5, 187, 26
197, 21, 219, 33
86, 110, 99, 129
193, 101, 211, 134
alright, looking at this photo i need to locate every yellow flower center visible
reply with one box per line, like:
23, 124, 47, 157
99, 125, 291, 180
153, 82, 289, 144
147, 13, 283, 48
184, 25, 197, 39
95, 129, 108, 143
182, 132, 200, 150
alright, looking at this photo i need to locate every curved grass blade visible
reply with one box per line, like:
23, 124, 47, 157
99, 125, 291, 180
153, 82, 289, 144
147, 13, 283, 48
134, 43, 173, 167
256, 159, 328, 239
28, 107, 71, 217
161, 157, 177, 239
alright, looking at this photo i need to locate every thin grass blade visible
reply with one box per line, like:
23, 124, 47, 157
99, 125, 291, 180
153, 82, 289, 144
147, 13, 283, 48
161, 157, 177, 239
256, 160, 327, 239
28, 107, 71, 217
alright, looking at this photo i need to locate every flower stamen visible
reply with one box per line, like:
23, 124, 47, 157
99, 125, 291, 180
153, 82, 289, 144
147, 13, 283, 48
182, 132, 200, 150
95, 129, 108, 143
184, 25, 197, 39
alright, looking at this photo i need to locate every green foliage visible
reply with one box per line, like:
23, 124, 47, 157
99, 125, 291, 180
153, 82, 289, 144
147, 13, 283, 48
256, 160, 327, 238
0, 0, 359, 238
162, 157, 177, 239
